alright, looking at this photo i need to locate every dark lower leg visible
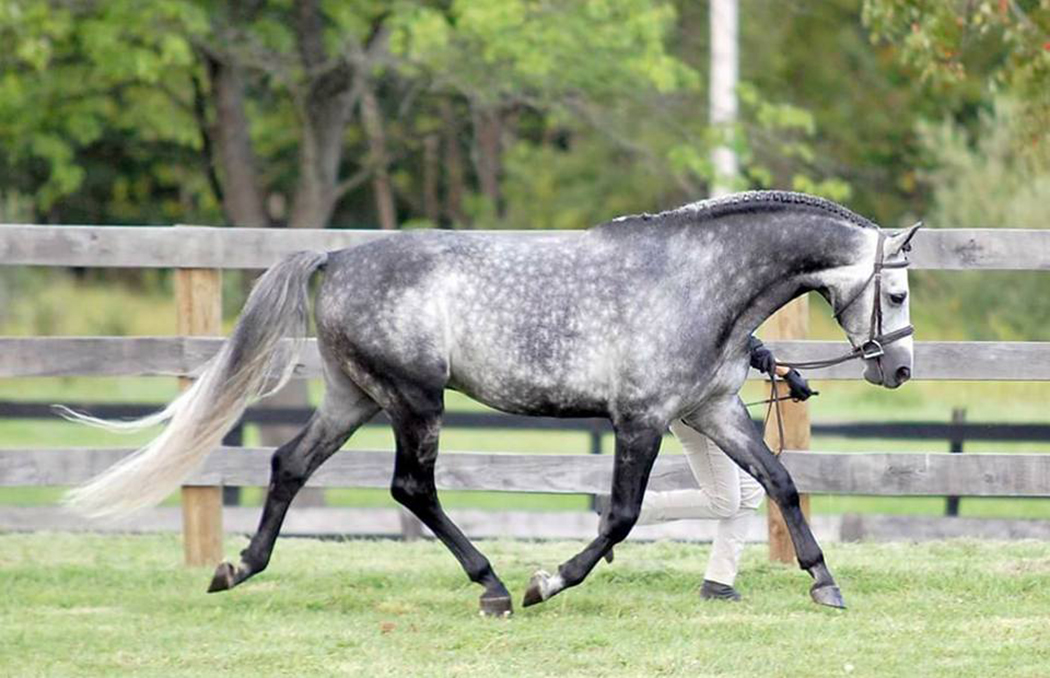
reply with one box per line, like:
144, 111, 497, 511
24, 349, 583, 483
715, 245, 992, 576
389, 412, 510, 611
209, 408, 372, 592
524, 424, 662, 606
684, 406, 844, 608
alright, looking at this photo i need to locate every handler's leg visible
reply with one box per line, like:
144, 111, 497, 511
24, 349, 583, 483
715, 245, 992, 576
703, 472, 764, 598
686, 397, 845, 609
651, 421, 765, 599
636, 420, 743, 524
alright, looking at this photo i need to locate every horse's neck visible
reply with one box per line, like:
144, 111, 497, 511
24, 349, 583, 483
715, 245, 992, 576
689, 216, 868, 345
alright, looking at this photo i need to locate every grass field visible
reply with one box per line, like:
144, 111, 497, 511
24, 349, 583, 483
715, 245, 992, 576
2, 534, 1049, 677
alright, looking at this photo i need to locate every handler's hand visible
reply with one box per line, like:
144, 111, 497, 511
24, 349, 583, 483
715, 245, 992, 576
783, 368, 817, 401
749, 344, 777, 376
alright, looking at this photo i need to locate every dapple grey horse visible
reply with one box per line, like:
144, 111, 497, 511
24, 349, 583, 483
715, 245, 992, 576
63, 190, 918, 616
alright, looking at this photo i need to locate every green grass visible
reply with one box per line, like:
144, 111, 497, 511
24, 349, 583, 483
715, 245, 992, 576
1, 534, 1049, 677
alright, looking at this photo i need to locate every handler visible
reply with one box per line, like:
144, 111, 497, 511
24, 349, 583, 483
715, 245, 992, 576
633, 337, 814, 601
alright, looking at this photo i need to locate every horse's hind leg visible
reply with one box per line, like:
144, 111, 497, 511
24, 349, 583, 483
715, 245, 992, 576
387, 392, 512, 616
523, 419, 663, 607
687, 397, 845, 609
208, 377, 379, 593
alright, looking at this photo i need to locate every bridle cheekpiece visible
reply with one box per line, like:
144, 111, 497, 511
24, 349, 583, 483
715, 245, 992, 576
777, 228, 915, 372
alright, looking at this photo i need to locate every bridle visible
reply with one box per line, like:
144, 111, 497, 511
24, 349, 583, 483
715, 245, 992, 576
775, 229, 914, 372
752, 227, 917, 455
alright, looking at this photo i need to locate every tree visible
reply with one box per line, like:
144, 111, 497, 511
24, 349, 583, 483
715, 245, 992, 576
863, 0, 1050, 148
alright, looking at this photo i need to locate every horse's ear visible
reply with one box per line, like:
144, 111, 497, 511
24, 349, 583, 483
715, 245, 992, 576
888, 221, 922, 255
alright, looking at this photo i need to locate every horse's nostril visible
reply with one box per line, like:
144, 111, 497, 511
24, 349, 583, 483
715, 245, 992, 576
896, 366, 911, 383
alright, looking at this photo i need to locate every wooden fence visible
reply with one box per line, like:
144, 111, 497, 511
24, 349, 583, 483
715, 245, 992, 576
2, 225, 1050, 563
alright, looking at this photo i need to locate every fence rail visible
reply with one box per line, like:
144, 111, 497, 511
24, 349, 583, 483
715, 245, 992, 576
7, 401, 1050, 442
2, 224, 1049, 270
4, 337, 1050, 381
4, 447, 1050, 497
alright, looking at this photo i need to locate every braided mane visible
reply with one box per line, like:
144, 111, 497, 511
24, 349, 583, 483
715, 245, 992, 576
606, 190, 878, 230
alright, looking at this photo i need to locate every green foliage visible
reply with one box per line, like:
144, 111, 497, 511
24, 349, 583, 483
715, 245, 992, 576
863, 0, 1050, 134
910, 96, 1050, 341
392, 0, 697, 104
920, 97, 1050, 229
0, 0, 209, 213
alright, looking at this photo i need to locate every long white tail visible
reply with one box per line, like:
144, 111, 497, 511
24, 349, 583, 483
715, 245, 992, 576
61, 251, 328, 518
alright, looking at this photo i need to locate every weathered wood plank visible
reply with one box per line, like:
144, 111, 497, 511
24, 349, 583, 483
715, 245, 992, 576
3, 337, 1049, 381
0, 225, 390, 269
4, 448, 1049, 496
2, 225, 1047, 270
908, 228, 1050, 271
839, 513, 1050, 542
0, 336, 322, 378
760, 295, 811, 563
174, 267, 224, 567
0, 506, 846, 543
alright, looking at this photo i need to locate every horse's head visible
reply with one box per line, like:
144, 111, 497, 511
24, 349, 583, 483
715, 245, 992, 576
828, 223, 921, 389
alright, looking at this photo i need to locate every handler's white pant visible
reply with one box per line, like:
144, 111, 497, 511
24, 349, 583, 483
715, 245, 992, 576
637, 420, 765, 586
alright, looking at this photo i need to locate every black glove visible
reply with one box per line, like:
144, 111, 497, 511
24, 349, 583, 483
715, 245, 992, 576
782, 368, 816, 401
748, 337, 777, 376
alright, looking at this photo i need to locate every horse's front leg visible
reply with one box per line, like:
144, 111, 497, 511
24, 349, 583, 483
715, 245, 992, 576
686, 396, 845, 609
523, 418, 663, 607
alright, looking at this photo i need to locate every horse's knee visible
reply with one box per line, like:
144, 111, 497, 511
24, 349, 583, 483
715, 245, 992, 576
767, 467, 800, 510
601, 503, 640, 543
390, 474, 432, 511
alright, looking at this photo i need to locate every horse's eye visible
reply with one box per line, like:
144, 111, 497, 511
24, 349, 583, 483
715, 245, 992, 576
889, 292, 907, 305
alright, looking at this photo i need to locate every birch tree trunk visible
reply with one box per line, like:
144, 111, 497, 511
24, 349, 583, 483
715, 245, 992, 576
709, 0, 739, 198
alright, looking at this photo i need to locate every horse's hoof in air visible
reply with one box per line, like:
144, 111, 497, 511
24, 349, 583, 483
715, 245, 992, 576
479, 594, 513, 618
810, 583, 846, 609
207, 561, 236, 593
522, 570, 554, 608
603, 549, 614, 564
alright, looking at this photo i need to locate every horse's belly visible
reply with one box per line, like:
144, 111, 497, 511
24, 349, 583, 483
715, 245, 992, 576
447, 348, 612, 418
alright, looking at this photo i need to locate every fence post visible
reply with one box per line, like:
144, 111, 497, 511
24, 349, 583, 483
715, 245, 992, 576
945, 407, 966, 517
174, 265, 224, 567
762, 296, 811, 564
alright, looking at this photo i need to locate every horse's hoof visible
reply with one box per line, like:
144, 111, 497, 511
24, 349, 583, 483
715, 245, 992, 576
479, 594, 513, 618
522, 570, 554, 608
207, 561, 236, 593
810, 583, 846, 609
603, 549, 615, 564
